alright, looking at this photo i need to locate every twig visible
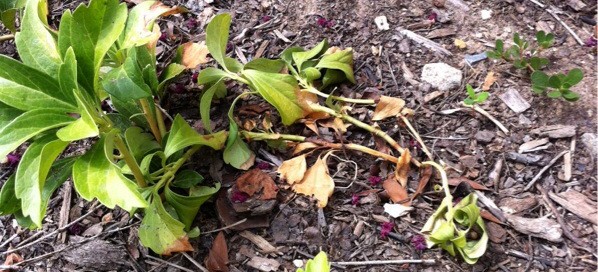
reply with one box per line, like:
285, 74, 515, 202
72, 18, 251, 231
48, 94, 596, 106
397, 27, 452, 56
523, 150, 568, 191
181, 252, 209, 272
201, 218, 247, 235
332, 259, 436, 266
0, 233, 20, 249
0, 34, 14, 42
58, 180, 73, 243
461, 103, 509, 133
0, 264, 20, 270
1, 202, 100, 256
527, 0, 584, 45
535, 184, 585, 247
145, 255, 195, 272
506, 249, 556, 267
385, 53, 400, 91
400, 115, 433, 160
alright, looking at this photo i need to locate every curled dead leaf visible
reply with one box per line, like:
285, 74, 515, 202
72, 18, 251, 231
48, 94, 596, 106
372, 96, 406, 121
205, 232, 229, 272
292, 154, 334, 207
236, 169, 278, 200
181, 42, 209, 68
1, 253, 23, 272
383, 174, 410, 205
277, 155, 307, 185
394, 149, 411, 187
292, 142, 319, 155
482, 71, 497, 91
411, 166, 433, 201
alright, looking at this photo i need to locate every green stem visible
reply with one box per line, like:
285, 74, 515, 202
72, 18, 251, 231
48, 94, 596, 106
139, 98, 162, 144
242, 131, 306, 142
421, 161, 452, 213
305, 86, 375, 104
0, 34, 14, 42
154, 104, 167, 138
153, 145, 201, 193
114, 135, 147, 187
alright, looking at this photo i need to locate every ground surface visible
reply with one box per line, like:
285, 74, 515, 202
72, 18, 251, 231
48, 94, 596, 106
0, 0, 597, 271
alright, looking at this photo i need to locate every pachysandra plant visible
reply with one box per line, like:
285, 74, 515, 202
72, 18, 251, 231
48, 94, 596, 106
0, 0, 225, 255
487, 31, 583, 102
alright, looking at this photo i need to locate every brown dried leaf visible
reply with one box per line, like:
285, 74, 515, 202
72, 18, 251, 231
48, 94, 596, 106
411, 166, 433, 201
293, 155, 334, 207
1, 253, 23, 272
447, 177, 490, 191
383, 174, 410, 205
163, 236, 193, 256
181, 42, 209, 69
292, 142, 318, 155
482, 71, 497, 91
480, 209, 504, 224
277, 155, 307, 185
205, 232, 229, 272
372, 96, 406, 121
394, 149, 411, 187
236, 169, 278, 200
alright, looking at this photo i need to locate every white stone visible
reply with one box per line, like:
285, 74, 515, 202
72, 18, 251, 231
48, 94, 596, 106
581, 133, 597, 157
481, 9, 492, 20
421, 63, 463, 91
374, 16, 390, 30
293, 260, 304, 268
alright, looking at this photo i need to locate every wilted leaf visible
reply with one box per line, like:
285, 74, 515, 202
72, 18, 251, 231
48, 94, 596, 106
180, 42, 209, 69
292, 142, 318, 155
120, 1, 184, 49
2, 252, 23, 272
293, 154, 334, 207
236, 169, 278, 200
372, 96, 406, 121
139, 194, 193, 255
394, 149, 411, 187
205, 232, 229, 272
411, 166, 433, 201
382, 174, 409, 205
277, 155, 307, 185
482, 72, 497, 91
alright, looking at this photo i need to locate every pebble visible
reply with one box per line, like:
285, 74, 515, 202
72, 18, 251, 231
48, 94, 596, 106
580, 133, 597, 157
421, 62, 463, 92
481, 9, 492, 20
475, 130, 496, 143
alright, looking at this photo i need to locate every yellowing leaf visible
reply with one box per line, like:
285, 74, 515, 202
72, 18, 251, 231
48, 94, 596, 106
181, 41, 209, 69
293, 155, 334, 207
139, 194, 193, 255
372, 96, 406, 121
292, 142, 318, 155
454, 39, 467, 49
394, 149, 411, 187
277, 155, 307, 185
482, 71, 497, 91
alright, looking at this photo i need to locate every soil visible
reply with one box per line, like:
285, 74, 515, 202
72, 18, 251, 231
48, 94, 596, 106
0, 0, 597, 271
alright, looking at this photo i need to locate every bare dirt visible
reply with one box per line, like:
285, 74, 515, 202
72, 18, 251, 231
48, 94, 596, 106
0, 0, 596, 271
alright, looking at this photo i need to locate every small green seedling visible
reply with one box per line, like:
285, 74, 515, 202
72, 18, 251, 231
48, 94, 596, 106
296, 251, 330, 272
487, 31, 583, 101
463, 84, 489, 106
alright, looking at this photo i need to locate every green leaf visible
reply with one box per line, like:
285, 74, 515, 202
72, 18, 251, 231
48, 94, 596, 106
475, 92, 489, 104
529, 57, 549, 70
206, 13, 232, 71
119, 1, 179, 49
495, 39, 504, 53
535, 31, 546, 43
465, 84, 476, 98
197, 67, 230, 85
565, 68, 583, 86
241, 69, 304, 125
14, 0, 61, 77
0, 102, 23, 130
125, 126, 161, 162
0, 109, 74, 159
171, 170, 204, 189
102, 57, 153, 100
485, 51, 500, 59
1, 9, 18, 33
292, 39, 328, 71
315, 48, 355, 83
72, 136, 147, 212
164, 115, 228, 158
301, 67, 322, 82
110, 96, 147, 128
561, 90, 580, 102
57, 0, 127, 93
158, 63, 186, 93
56, 91, 100, 141
200, 80, 226, 133
165, 182, 220, 230
321, 69, 346, 89
298, 251, 331, 272
0, 175, 21, 215
547, 90, 562, 98
0, 55, 76, 111
224, 57, 243, 73
139, 194, 193, 255
548, 75, 562, 89
15, 134, 69, 227
244, 58, 285, 73
223, 97, 254, 170
463, 98, 475, 106
57, 48, 80, 105
531, 71, 549, 88
512, 59, 527, 69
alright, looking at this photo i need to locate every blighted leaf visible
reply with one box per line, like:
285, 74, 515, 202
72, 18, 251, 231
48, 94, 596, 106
481, 71, 497, 91
120, 1, 184, 49
293, 154, 334, 207
372, 96, 406, 121
383, 174, 409, 204
15, 0, 62, 77
394, 149, 411, 187
205, 232, 228, 272
139, 194, 193, 255
235, 169, 278, 200
179, 42, 209, 69
277, 155, 307, 185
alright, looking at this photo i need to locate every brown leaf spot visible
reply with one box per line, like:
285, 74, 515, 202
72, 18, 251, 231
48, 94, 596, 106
205, 232, 229, 272
181, 42, 209, 69
162, 236, 193, 256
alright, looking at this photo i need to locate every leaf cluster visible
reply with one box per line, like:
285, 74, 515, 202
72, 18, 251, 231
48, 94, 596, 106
486, 31, 583, 101
0, 0, 221, 255
463, 84, 489, 106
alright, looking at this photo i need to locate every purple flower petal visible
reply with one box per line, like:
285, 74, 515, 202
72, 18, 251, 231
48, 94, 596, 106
261, 15, 272, 23
231, 190, 250, 203
368, 176, 382, 186
351, 194, 360, 206
316, 17, 328, 28
411, 234, 427, 250
380, 222, 394, 239
191, 72, 199, 83
585, 37, 597, 47
256, 162, 270, 170
6, 153, 20, 166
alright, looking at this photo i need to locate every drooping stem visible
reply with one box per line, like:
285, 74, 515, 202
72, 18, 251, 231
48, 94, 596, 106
139, 98, 162, 144
241, 131, 399, 163
114, 135, 147, 187
400, 115, 433, 160
305, 86, 375, 104
153, 145, 201, 193
421, 161, 452, 213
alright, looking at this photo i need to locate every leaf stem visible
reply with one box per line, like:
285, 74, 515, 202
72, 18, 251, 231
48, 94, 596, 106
153, 145, 201, 193
114, 135, 147, 187
154, 103, 167, 138
421, 161, 452, 213
305, 86, 375, 104
0, 34, 14, 42
139, 98, 162, 144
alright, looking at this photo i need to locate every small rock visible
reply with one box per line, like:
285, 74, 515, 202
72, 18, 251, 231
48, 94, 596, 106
481, 9, 492, 20
515, 4, 526, 13
433, 0, 445, 8
530, 125, 576, 139
475, 130, 495, 143
505, 152, 543, 165
499, 195, 538, 214
499, 89, 531, 113
580, 133, 597, 157
464, 52, 488, 65
293, 260, 304, 268
503, 177, 517, 188
374, 16, 389, 30
421, 63, 463, 92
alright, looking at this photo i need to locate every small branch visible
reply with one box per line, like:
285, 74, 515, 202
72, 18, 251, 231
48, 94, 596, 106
201, 218, 247, 235
306, 87, 375, 104
332, 259, 436, 266
462, 103, 509, 134
536, 184, 585, 247
0, 34, 14, 42
114, 135, 147, 187
153, 145, 201, 192
181, 252, 209, 272
139, 98, 162, 144
523, 150, 568, 191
